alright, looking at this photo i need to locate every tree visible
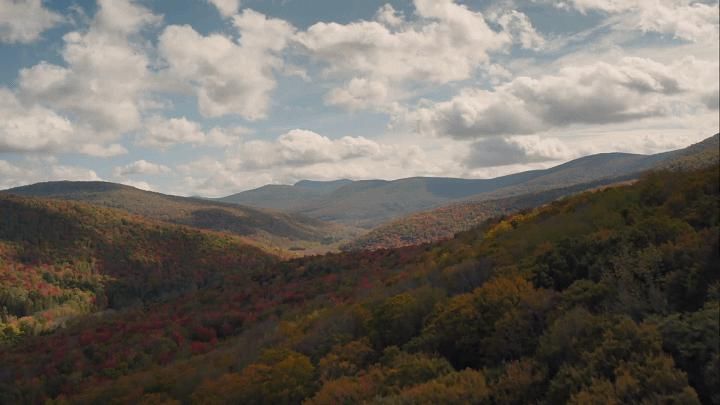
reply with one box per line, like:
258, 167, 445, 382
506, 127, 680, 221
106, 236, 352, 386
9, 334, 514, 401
192, 349, 315, 405
412, 276, 553, 368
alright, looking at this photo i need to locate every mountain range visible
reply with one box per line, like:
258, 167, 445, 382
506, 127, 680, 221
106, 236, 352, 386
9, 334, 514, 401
344, 134, 719, 250
1, 158, 717, 404
0, 182, 356, 256
2, 134, 716, 255
217, 134, 719, 228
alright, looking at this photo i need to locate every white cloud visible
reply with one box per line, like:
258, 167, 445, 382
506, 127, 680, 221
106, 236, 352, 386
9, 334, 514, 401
118, 179, 154, 191
0, 160, 24, 179
1, 0, 716, 195
464, 136, 573, 168
634, 1, 719, 42
403, 56, 717, 138
702, 88, 719, 110
0, 88, 74, 153
297, 0, 507, 84
231, 129, 382, 169
93, 0, 161, 34
0, 0, 63, 43
205, 126, 249, 147
158, 9, 294, 120
375, 4, 404, 28
49, 165, 101, 182
207, 0, 240, 18
173, 129, 459, 196
491, 10, 545, 50
138, 116, 247, 149
113, 160, 170, 177
139, 116, 206, 149
0, 159, 100, 190
551, 0, 719, 42
18, 0, 160, 140
0, 87, 129, 157
78, 143, 128, 157
296, 0, 542, 110
325, 78, 390, 111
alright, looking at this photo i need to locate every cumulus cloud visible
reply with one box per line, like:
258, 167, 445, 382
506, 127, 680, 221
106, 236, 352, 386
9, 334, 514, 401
158, 9, 294, 120
297, 1, 505, 83
0, 160, 24, 181
296, 0, 541, 110
138, 116, 246, 149
375, 4, 404, 28
0, 88, 74, 153
139, 116, 206, 149
325, 78, 390, 111
702, 89, 720, 110
18, 0, 160, 140
550, 0, 719, 42
0, 159, 100, 190
230, 129, 383, 170
78, 144, 128, 157
207, 0, 240, 18
491, 10, 545, 50
0, 0, 63, 43
113, 160, 170, 177
172, 129, 460, 196
464, 136, 573, 168
0, 87, 130, 157
403, 56, 716, 138
118, 180, 155, 191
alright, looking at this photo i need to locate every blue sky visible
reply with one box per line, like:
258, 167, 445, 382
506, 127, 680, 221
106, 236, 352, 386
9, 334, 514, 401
0, 0, 718, 196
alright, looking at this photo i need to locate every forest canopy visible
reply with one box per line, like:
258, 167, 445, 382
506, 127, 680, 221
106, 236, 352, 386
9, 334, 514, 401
0, 164, 718, 404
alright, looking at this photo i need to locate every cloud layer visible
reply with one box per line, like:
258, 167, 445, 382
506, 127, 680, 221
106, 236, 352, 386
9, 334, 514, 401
0, 0, 717, 195
0, 0, 62, 43
403, 56, 717, 138
159, 10, 294, 120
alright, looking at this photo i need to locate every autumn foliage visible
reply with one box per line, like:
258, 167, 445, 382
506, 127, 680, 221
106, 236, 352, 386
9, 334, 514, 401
0, 164, 718, 404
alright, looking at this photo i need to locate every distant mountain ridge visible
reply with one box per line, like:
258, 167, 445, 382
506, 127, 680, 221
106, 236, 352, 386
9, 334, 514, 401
1, 181, 357, 255
344, 133, 719, 250
294, 179, 353, 191
218, 134, 719, 227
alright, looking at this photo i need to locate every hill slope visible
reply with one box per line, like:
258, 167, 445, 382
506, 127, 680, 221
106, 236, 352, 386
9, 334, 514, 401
343, 178, 632, 251
1, 182, 357, 255
219, 134, 719, 227
1, 164, 717, 404
345, 134, 719, 250
0, 194, 277, 342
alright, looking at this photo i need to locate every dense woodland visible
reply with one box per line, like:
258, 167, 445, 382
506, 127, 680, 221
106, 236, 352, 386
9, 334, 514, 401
3, 182, 355, 256
0, 162, 718, 404
342, 179, 633, 251
345, 135, 719, 252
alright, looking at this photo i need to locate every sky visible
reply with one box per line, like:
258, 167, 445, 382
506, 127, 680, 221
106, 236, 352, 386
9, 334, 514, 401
0, 0, 718, 196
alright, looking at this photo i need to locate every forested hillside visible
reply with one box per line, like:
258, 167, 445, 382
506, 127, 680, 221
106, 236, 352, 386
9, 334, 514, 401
345, 134, 719, 251
218, 135, 718, 227
1, 164, 717, 404
2, 182, 356, 255
0, 196, 277, 345
343, 179, 632, 251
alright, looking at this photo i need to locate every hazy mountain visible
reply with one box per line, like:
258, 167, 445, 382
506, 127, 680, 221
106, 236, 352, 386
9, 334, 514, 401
655, 133, 719, 171
1, 181, 357, 255
218, 134, 719, 227
342, 178, 633, 251
294, 179, 354, 192
344, 133, 719, 250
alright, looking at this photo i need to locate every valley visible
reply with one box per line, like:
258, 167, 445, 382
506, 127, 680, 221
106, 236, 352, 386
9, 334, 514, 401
0, 136, 717, 403
0, 159, 720, 404
1, 0, 717, 403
